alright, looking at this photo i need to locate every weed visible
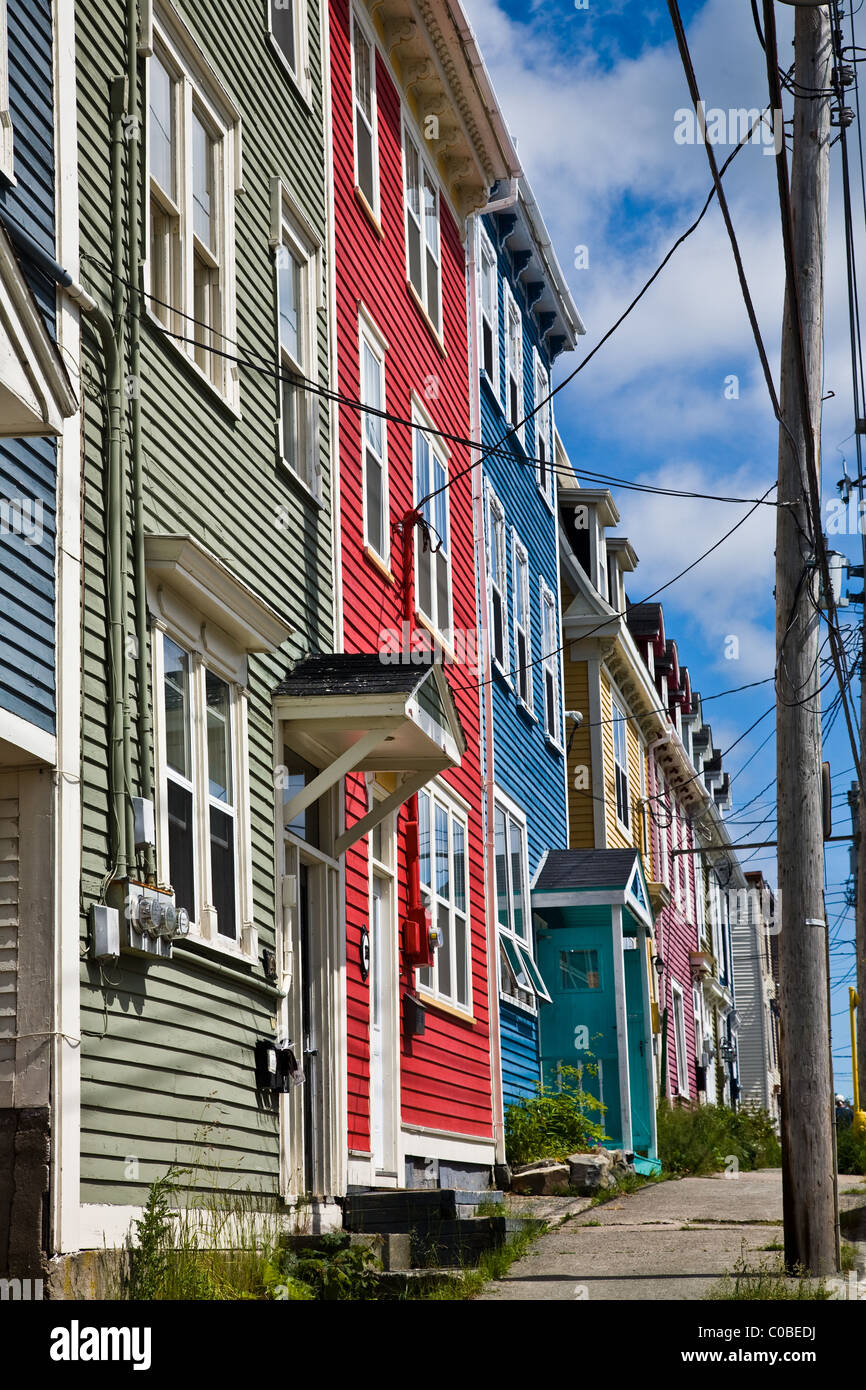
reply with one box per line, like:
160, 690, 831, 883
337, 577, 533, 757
758, 1241, 784, 1252
408, 1223, 542, 1300
841, 1241, 858, 1273
504, 1065, 607, 1166
836, 1125, 866, 1176
657, 1102, 781, 1176
704, 1244, 832, 1301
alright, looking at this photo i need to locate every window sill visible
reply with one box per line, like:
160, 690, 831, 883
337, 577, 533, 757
267, 34, 314, 112
515, 697, 537, 725
178, 925, 258, 969
480, 369, 502, 412
536, 481, 556, 516
406, 281, 447, 359
491, 657, 512, 688
416, 988, 474, 1026
278, 453, 325, 510
415, 609, 457, 664
145, 306, 241, 419
544, 733, 565, 757
499, 989, 538, 1017
364, 544, 396, 585
354, 185, 384, 241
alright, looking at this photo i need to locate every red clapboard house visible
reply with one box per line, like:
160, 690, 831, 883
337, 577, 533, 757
326, 0, 520, 1193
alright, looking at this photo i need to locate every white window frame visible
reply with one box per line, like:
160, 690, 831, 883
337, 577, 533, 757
639, 738, 649, 859
402, 121, 442, 335
416, 782, 471, 1015
494, 793, 549, 1013
512, 532, 533, 712
612, 695, 630, 833
656, 770, 668, 885
350, 4, 379, 218
486, 485, 508, 674
266, 0, 311, 101
146, 7, 242, 409
152, 618, 256, 963
672, 980, 689, 1098
478, 223, 499, 397
359, 308, 389, 563
0, 0, 13, 183
270, 177, 322, 499
540, 578, 561, 746
504, 279, 524, 444
413, 398, 451, 641
534, 349, 553, 509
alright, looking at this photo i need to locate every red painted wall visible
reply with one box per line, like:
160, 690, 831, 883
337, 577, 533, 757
330, 0, 492, 1157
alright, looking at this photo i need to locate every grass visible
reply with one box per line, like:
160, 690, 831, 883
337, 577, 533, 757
704, 1244, 832, 1301
758, 1241, 784, 1252
406, 1223, 543, 1300
841, 1241, 858, 1273
657, 1101, 781, 1177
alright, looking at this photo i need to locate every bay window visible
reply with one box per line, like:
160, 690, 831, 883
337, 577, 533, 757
417, 785, 470, 1012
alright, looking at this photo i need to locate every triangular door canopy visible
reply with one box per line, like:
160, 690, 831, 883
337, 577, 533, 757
626, 855, 653, 925
0, 222, 77, 436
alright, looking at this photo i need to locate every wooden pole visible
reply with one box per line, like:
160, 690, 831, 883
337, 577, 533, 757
773, 2, 839, 1276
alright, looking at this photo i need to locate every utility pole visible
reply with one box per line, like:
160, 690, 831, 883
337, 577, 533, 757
770, 0, 838, 1276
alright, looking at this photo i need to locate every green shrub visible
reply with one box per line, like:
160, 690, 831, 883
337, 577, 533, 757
657, 1102, 781, 1176
836, 1124, 866, 1175
504, 1066, 607, 1166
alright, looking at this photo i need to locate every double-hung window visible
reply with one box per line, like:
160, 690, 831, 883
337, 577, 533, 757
479, 226, 499, 390
403, 129, 441, 333
147, 13, 240, 405
504, 283, 524, 441
487, 488, 507, 670
495, 798, 550, 1011
612, 697, 630, 831
414, 409, 451, 638
540, 580, 560, 742
268, 0, 307, 89
360, 313, 388, 561
513, 536, 533, 708
417, 785, 470, 1012
272, 184, 321, 495
672, 982, 689, 1096
351, 10, 379, 214
535, 353, 553, 505
156, 631, 251, 955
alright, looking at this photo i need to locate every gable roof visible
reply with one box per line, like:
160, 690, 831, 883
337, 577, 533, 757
534, 848, 641, 893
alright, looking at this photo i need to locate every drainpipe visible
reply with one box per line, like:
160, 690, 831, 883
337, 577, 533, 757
126, 1, 155, 881
467, 213, 505, 1167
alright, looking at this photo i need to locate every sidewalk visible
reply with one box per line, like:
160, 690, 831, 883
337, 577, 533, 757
478, 1171, 866, 1301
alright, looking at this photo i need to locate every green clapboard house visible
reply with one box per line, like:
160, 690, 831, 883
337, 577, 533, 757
69, 0, 335, 1256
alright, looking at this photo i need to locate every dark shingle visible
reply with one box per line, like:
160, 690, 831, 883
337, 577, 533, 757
274, 652, 433, 699
534, 848, 640, 893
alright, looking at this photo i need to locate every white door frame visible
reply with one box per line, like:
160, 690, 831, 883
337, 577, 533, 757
368, 792, 399, 1180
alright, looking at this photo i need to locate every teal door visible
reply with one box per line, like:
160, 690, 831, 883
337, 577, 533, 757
536, 922, 623, 1149
624, 944, 653, 1156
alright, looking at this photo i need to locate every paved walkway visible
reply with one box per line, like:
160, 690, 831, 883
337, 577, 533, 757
479, 1170, 866, 1301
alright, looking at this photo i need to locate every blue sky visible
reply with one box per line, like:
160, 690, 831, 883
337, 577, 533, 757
465, 0, 862, 1090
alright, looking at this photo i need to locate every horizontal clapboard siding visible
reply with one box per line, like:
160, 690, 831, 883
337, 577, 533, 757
77, 0, 332, 1205
0, 0, 58, 735
500, 1002, 540, 1109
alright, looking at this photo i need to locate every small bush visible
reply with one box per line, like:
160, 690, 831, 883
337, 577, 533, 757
836, 1124, 866, 1175
504, 1065, 607, 1166
657, 1102, 781, 1176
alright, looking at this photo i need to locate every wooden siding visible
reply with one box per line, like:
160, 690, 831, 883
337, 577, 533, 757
648, 755, 699, 1099
0, 0, 58, 735
600, 668, 645, 854
76, 0, 332, 1205
331, 0, 491, 1151
563, 657, 593, 847
500, 1001, 540, 1108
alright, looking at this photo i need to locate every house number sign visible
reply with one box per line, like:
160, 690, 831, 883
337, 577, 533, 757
360, 927, 370, 982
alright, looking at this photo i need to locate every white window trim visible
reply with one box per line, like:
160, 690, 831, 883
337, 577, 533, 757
478, 222, 499, 399
611, 694, 630, 835
503, 279, 524, 445
416, 781, 472, 1016
151, 616, 256, 964
512, 530, 534, 714
412, 395, 452, 642
656, 769, 668, 885
672, 980, 690, 1098
266, 0, 311, 104
146, 5, 242, 411
486, 483, 508, 678
358, 307, 389, 565
639, 737, 649, 859
539, 577, 562, 749
401, 117, 443, 337
0, 0, 14, 183
494, 791, 542, 1014
533, 347, 553, 511
270, 176, 323, 500
350, 3, 380, 218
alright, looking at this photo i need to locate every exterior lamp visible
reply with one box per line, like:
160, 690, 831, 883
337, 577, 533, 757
653, 954, 666, 977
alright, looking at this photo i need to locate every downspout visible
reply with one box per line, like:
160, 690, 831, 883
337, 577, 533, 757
127, 0, 154, 880
467, 212, 505, 1167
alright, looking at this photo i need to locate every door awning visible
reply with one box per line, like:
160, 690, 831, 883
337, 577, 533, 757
532, 848, 655, 932
274, 654, 466, 856
0, 223, 77, 436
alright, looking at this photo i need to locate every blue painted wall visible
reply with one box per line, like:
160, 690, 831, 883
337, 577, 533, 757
477, 209, 570, 1108
0, 0, 58, 735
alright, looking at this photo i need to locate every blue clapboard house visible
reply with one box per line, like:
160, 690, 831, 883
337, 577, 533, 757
470, 177, 584, 1111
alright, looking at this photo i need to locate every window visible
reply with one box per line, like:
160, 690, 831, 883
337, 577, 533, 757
360, 315, 388, 560
479, 226, 499, 391
639, 741, 649, 858
417, 785, 470, 1012
672, 982, 689, 1096
487, 488, 507, 670
403, 129, 441, 332
351, 10, 378, 214
268, 0, 308, 88
147, 14, 240, 403
540, 580, 560, 743
0, 0, 13, 181
513, 537, 532, 709
414, 411, 451, 638
495, 799, 549, 1010
273, 188, 320, 494
156, 633, 249, 952
693, 986, 704, 1070
560, 949, 600, 991
535, 352, 552, 504
670, 796, 680, 901
656, 772, 668, 884
612, 697, 630, 831
504, 282, 524, 441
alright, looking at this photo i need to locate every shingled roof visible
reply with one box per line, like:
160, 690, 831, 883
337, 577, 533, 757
275, 652, 439, 699
533, 848, 641, 894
